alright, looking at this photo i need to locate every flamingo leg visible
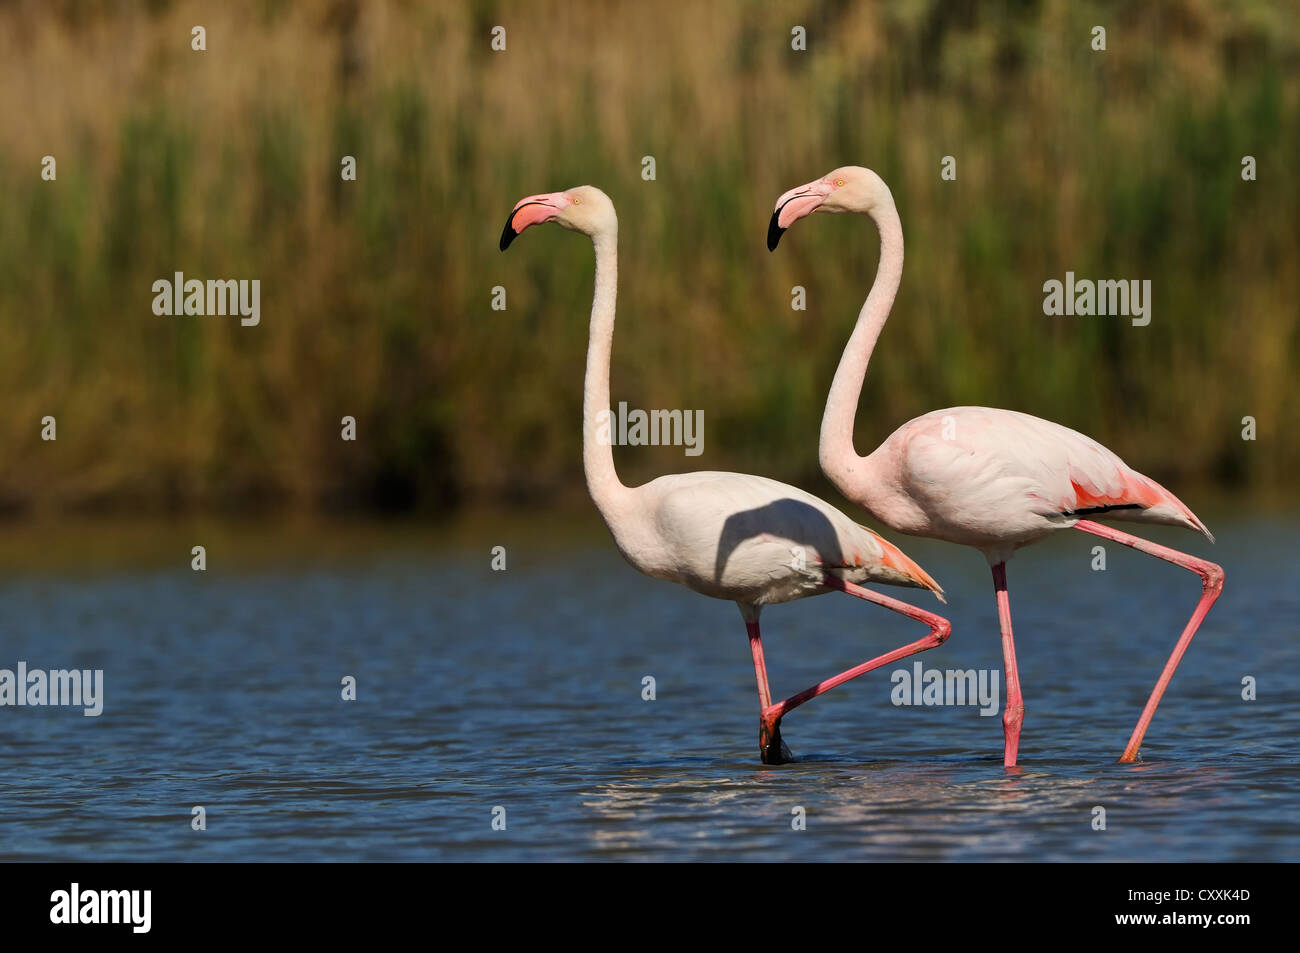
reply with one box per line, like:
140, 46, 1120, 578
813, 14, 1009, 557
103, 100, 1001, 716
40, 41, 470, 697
992, 562, 1024, 767
1073, 519, 1224, 763
746, 577, 951, 765
745, 618, 792, 763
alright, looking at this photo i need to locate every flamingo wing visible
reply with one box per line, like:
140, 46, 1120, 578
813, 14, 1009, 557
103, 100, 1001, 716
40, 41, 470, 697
886, 408, 1212, 544
637, 471, 942, 604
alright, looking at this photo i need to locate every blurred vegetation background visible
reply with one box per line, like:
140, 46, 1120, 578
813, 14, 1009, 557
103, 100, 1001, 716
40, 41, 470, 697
0, 0, 1296, 519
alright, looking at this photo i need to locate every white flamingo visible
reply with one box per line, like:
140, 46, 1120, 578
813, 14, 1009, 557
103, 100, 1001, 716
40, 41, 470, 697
768, 166, 1224, 766
500, 185, 950, 764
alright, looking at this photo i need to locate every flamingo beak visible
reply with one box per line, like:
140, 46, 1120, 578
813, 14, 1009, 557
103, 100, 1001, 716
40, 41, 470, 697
767, 181, 832, 251
500, 193, 566, 250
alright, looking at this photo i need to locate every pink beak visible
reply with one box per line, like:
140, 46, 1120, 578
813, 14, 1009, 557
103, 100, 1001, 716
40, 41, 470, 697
500, 192, 567, 250
767, 180, 832, 250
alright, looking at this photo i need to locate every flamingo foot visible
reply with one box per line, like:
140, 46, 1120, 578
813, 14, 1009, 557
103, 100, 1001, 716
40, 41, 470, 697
759, 712, 794, 764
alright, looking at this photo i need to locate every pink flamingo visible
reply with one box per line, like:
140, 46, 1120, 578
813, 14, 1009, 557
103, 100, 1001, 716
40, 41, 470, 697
768, 166, 1224, 766
501, 185, 951, 764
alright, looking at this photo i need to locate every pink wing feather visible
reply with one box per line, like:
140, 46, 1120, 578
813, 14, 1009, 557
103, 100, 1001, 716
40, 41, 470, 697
879, 407, 1213, 545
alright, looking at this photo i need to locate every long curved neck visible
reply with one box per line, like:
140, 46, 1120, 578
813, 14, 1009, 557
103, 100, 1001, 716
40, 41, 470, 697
819, 197, 904, 489
583, 229, 631, 517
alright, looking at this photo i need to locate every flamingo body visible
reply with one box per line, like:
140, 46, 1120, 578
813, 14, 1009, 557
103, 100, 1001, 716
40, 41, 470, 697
629, 470, 940, 604
770, 165, 1224, 765
852, 406, 1212, 562
500, 184, 950, 764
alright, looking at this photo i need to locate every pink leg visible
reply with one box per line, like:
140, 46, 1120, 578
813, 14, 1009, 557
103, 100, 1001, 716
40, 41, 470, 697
745, 619, 789, 762
746, 577, 952, 764
1074, 520, 1224, 763
992, 562, 1024, 767
746, 619, 773, 712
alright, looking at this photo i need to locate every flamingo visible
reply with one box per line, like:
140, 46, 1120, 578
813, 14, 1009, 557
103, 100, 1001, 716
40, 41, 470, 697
767, 166, 1224, 767
500, 184, 951, 764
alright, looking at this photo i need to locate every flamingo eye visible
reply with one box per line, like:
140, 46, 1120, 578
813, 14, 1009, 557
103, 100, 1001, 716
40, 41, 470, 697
572, 195, 582, 205
835, 178, 845, 187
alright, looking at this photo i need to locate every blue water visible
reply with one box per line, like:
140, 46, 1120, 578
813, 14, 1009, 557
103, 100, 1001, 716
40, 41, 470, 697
0, 513, 1295, 861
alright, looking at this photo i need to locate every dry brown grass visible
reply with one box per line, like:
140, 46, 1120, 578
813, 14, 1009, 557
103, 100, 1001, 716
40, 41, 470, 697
0, 0, 1295, 515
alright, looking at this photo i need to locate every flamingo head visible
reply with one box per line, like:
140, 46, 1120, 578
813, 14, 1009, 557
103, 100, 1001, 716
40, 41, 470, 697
766, 166, 888, 250
500, 185, 615, 250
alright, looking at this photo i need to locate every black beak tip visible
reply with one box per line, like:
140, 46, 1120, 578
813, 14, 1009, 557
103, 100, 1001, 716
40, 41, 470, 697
499, 218, 517, 251
766, 212, 785, 252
